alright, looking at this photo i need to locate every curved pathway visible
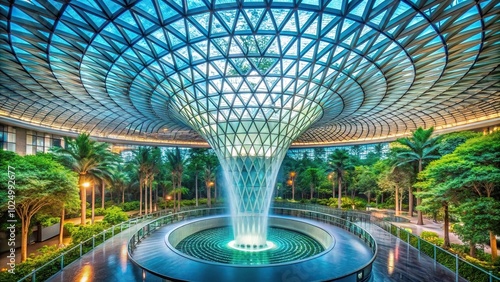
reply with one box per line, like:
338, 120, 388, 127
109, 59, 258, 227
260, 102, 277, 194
47, 220, 162, 282
47, 215, 466, 282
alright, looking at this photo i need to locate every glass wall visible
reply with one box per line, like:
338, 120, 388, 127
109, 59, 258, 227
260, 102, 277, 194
25, 130, 64, 155
0, 125, 16, 152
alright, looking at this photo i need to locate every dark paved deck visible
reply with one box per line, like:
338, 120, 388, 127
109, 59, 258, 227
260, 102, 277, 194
47, 216, 464, 282
129, 215, 374, 282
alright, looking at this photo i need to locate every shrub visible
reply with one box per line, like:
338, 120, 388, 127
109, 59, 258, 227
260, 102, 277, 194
95, 207, 106, 216
421, 231, 439, 241
103, 206, 128, 225
69, 222, 108, 244
39, 216, 61, 227
119, 201, 140, 211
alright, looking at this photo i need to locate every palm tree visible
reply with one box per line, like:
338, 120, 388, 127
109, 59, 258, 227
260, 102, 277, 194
132, 147, 154, 215
52, 133, 114, 225
166, 148, 186, 212
110, 163, 130, 204
188, 148, 208, 207
328, 149, 353, 209
396, 127, 441, 225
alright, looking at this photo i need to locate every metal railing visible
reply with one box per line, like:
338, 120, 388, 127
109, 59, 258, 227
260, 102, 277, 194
127, 205, 377, 282
374, 220, 500, 282
17, 207, 193, 282
274, 202, 500, 282
16, 202, 499, 282
127, 207, 226, 255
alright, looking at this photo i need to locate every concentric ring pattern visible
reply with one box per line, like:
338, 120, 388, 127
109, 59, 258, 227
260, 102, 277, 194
175, 226, 324, 265
0, 0, 499, 146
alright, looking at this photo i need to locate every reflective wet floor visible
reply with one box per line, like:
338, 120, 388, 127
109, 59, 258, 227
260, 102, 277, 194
47, 217, 465, 282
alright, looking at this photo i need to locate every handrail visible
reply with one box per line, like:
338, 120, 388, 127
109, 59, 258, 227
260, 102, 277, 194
274, 202, 500, 282
127, 206, 377, 282
17, 206, 215, 282
16, 202, 499, 282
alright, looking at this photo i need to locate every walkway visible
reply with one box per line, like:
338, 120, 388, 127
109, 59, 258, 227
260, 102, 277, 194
356, 220, 465, 282
0, 211, 139, 266
47, 219, 162, 282
46, 214, 465, 282
388, 212, 494, 255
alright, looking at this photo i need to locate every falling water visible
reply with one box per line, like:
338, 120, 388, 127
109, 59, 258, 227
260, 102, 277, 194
219, 154, 284, 248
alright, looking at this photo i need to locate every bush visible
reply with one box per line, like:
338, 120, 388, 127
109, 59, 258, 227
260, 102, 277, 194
38, 216, 61, 227
119, 201, 140, 211
69, 222, 108, 244
325, 197, 367, 210
103, 206, 128, 225
421, 231, 439, 240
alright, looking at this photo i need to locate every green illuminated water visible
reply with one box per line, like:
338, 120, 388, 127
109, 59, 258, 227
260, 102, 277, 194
175, 226, 324, 265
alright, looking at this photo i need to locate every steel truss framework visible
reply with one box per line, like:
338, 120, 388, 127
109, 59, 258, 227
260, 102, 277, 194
0, 0, 499, 147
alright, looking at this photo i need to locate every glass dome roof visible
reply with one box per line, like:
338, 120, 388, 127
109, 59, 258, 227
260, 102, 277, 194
0, 0, 498, 146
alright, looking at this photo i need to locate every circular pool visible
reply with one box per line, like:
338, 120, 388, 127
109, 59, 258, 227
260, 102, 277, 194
129, 213, 376, 282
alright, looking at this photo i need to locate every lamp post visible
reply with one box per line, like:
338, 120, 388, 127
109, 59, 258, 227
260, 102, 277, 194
289, 171, 296, 201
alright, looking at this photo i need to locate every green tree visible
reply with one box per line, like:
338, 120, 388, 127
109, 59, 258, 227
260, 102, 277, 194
187, 148, 209, 207
438, 131, 480, 156
375, 159, 412, 215
0, 151, 78, 261
352, 165, 378, 205
396, 127, 441, 225
51, 133, 114, 225
416, 154, 470, 248
131, 147, 151, 215
328, 149, 353, 209
110, 162, 130, 204
454, 199, 499, 258
203, 151, 218, 207
452, 131, 500, 260
301, 167, 324, 199
166, 147, 186, 212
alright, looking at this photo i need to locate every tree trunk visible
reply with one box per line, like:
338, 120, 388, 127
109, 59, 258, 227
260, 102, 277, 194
172, 188, 177, 212
310, 184, 314, 200
144, 179, 148, 215
408, 185, 414, 217
195, 174, 199, 207
207, 185, 212, 208
337, 177, 342, 209
490, 231, 498, 260
21, 216, 29, 262
91, 183, 95, 224
139, 178, 143, 215
332, 181, 335, 199
469, 241, 476, 258
399, 194, 403, 215
79, 175, 87, 225
443, 203, 450, 248
178, 191, 181, 211
59, 207, 65, 247
416, 160, 424, 225
101, 181, 105, 209
149, 180, 153, 214
122, 186, 125, 204
395, 185, 400, 216
214, 181, 217, 203
367, 191, 371, 205
155, 183, 158, 211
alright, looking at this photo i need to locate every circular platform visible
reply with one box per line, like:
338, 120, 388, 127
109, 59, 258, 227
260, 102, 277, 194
129, 215, 376, 282
170, 216, 329, 265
